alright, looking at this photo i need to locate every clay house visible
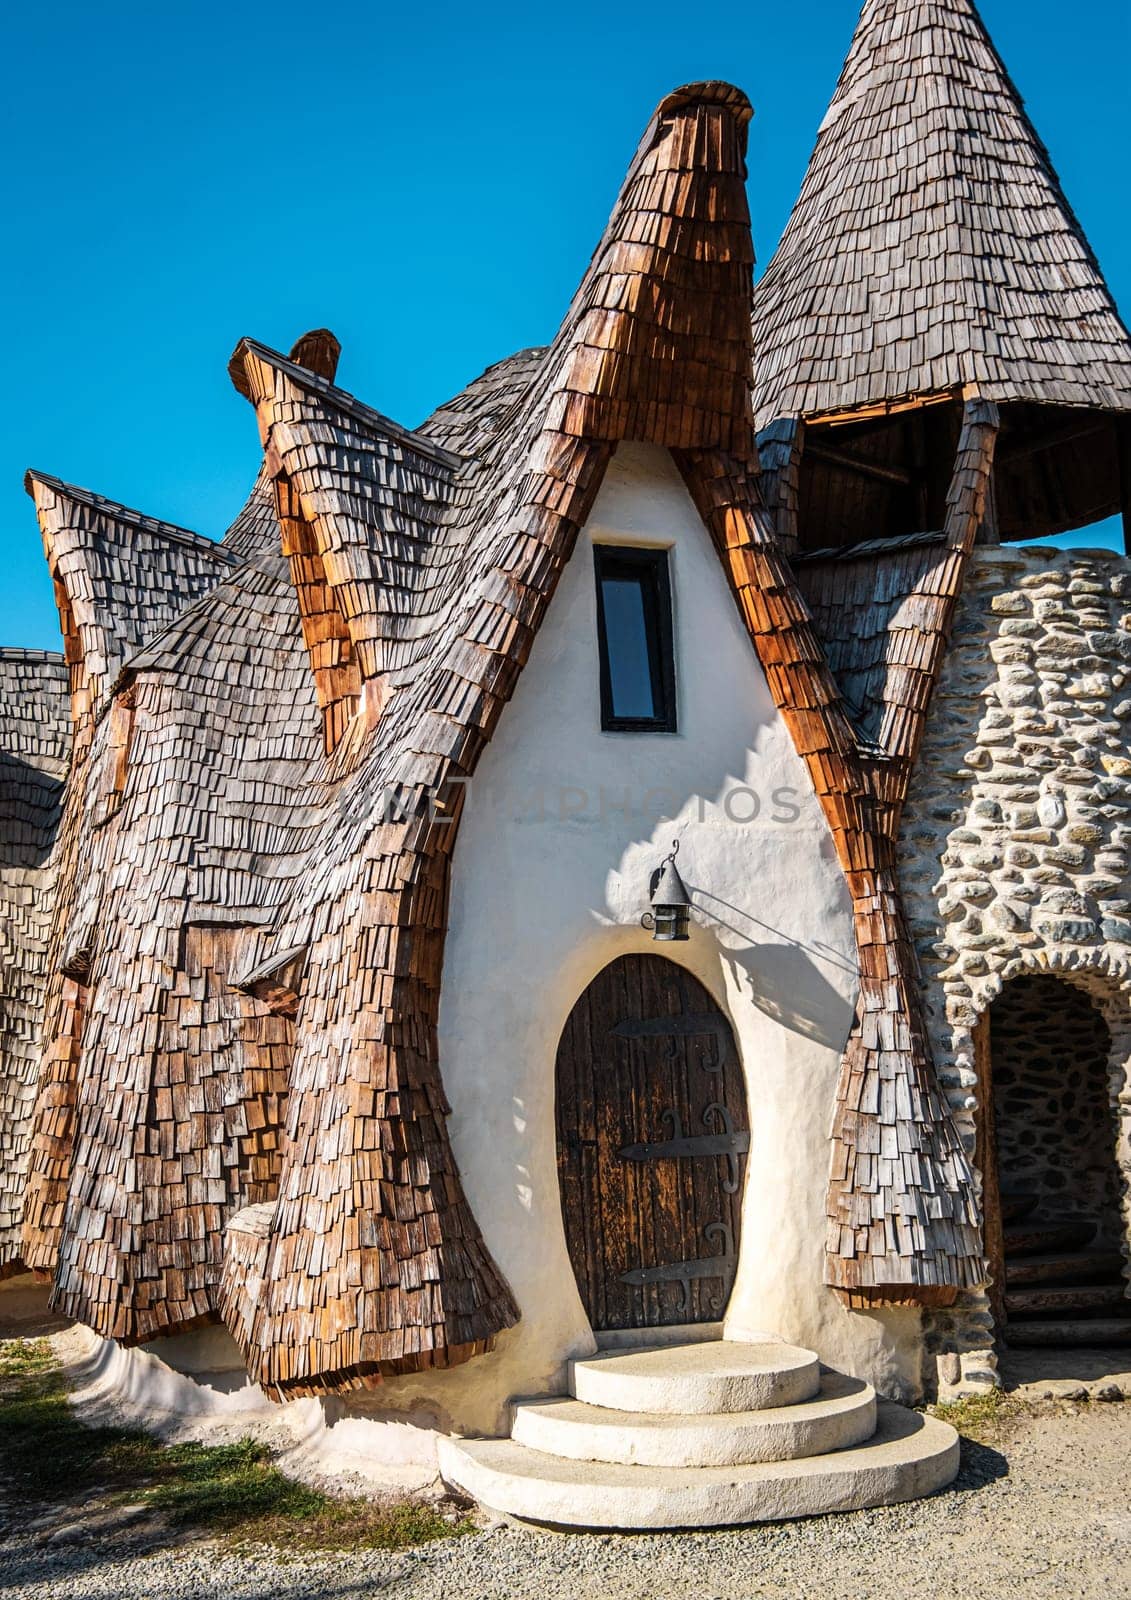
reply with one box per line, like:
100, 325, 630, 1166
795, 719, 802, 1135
1, 0, 1129, 1529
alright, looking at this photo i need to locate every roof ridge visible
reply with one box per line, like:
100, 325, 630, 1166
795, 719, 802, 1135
416, 348, 548, 462
0, 647, 66, 664
23, 471, 237, 562
793, 529, 948, 564
230, 340, 467, 473
531, 76, 756, 455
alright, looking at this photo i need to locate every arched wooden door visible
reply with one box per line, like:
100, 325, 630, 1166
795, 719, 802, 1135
555, 954, 748, 1330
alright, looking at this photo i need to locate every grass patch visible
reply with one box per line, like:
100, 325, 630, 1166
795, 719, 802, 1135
0, 1337, 159, 1499
0, 1339, 471, 1551
928, 1386, 1025, 1443
142, 1439, 469, 1551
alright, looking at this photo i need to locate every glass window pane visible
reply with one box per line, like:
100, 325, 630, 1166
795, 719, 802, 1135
601, 574, 657, 720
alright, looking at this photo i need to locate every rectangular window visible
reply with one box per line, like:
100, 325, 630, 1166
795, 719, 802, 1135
593, 546, 677, 732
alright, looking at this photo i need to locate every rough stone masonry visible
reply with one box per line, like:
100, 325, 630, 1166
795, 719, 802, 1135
900, 543, 1131, 1390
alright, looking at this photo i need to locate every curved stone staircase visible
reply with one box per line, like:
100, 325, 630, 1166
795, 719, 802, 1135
438, 1338, 959, 1530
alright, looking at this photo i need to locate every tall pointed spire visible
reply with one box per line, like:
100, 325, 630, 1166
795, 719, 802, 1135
753, 0, 1131, 429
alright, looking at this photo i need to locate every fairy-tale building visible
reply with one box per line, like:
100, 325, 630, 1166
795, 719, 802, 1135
1, 0, 1130, 1529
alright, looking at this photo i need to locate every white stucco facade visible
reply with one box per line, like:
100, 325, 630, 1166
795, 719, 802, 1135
414, 441, 924, 1432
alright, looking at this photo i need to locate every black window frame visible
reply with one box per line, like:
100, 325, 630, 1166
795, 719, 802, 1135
593, 545, 677, 733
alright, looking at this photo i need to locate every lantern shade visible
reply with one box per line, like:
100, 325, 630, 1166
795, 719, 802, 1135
649, 856, 691, 941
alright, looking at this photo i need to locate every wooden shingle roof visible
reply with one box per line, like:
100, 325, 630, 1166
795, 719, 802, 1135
25, 473, 237, 721
223, 332, 344, 563
20, 81, 813, 1393
753, 0, 1131, 427
0, 649, 68, 1273
419, 347, 545, 457
793, 533, 948, 742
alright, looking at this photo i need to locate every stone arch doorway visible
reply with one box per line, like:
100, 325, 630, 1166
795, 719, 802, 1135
554, 954, 748, 1332
976, 974, 1129, 1349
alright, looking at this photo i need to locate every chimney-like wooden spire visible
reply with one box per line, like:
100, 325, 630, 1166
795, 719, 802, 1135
549, 81, 756, 457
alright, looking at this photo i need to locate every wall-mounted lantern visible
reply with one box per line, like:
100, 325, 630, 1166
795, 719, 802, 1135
642, 839, 691, 943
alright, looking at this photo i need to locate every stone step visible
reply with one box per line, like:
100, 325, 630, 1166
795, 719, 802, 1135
1005, 1283, 1129, 1316
569, 1339, 820, 1416
999, 1192, 1040, 1225
1005, 1249, 1125, 1287
1005, 1318, 1131, 1349
1003, 1219, 1094, 1257
594, 1322, 724, 1351
438, 1402, 959, 1531
511, 1372, 876, 1468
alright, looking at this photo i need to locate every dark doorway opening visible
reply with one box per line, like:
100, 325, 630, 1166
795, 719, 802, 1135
976, 976, 1129, 1350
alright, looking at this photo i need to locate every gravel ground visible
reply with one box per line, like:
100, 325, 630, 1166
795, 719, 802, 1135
2, 1402, 1129, 1600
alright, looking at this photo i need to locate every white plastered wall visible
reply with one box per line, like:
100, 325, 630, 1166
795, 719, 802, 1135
411, 441, 923, 1431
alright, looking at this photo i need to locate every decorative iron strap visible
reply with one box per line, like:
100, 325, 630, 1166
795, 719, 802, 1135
610, 1012, 730, 1042
609, 1013, 730, 1078
619, 1105, 748, 1194
620, 1222, 736, 1316
619, 1132, 750, 1161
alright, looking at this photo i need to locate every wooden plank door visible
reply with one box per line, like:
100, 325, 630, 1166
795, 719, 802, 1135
555, 954, 748, 1330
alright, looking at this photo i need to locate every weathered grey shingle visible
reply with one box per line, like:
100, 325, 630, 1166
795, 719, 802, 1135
0, 650, 68, 1273
753, 0, 1131, 427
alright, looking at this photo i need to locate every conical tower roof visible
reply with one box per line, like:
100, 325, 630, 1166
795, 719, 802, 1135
753, 0, 1131, 429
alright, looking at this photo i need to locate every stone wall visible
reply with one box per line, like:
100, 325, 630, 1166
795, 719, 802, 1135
898, 543, 1131, 1390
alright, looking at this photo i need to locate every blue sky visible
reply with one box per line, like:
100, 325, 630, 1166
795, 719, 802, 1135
1, 0, 1128, 650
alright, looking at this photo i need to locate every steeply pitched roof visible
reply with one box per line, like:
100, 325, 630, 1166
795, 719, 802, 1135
220, 466, 278, 561
753, 0, 1131, 427
418, 348, 546, 457
223, 329, 345, 564
793, 533, 948, 743
0, 650, 69, 848
25, 473, 237, 719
